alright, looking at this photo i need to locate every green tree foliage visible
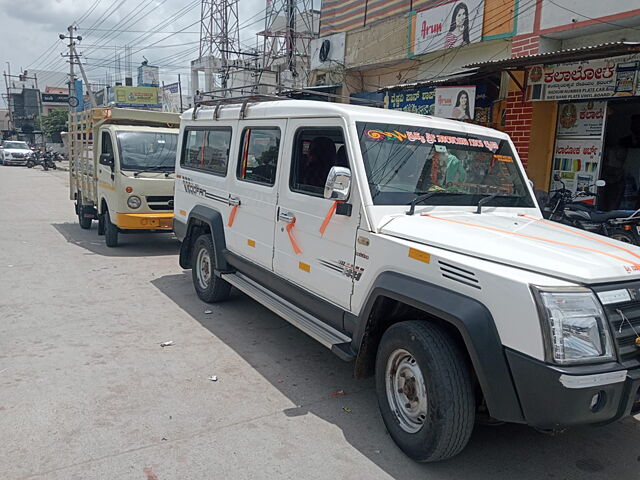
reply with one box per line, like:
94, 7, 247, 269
39, 109, 68, 143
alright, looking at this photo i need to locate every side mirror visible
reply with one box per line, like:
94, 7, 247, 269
324, 166, 351, 201
553, 173, 561, 182
595, 179, 606, 187
99, 152, 114, 168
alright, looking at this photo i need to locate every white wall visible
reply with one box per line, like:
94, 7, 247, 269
540, 0, 640, 31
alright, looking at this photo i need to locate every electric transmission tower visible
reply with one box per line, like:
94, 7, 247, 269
259, 0, 318, 89
193, 0, 241, 95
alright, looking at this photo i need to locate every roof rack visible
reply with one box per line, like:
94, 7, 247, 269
191, 83, 383, 120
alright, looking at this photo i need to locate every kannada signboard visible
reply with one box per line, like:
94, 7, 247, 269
112, 86, 159, 107
385, 87, 436, 115
434, 85, 476, 120
41, 93, 68, 103
411, 0, 484, 56
551, 138, 603, 198
556, 100, 606, 137
528, 55, 640, 101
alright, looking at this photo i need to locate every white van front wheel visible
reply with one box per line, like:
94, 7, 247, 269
375, 321, 475, 462
191, 234, 231, 303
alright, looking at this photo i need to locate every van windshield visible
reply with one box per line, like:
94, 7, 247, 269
117, 131, 178, 171
357, 122, 534, 208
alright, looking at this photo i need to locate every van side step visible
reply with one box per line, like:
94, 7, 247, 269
221, 272, 353, 355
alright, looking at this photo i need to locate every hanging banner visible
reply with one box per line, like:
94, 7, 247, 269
551, 138, 603, 198
528, 54, 640, 101
556, 101, 606, 137
434, 85, 476, 120
410, 0, 484, 56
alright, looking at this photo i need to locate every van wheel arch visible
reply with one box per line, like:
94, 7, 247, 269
352, 272, 525, 424
180, 206, 228, 271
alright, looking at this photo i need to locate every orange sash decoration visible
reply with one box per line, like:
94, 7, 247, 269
286, 216, 302, 254
319, 201, 339, 235
227, 205, 239, 227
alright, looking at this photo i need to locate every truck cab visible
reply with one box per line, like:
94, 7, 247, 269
173, 99, 640, 462
69, 108, 179, 247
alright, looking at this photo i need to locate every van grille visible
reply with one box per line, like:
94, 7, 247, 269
593, 282, 640, 367
438, 261, 480, 289
146, 195, 173, 211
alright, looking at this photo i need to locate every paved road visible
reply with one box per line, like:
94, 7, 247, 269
1, 165, 639, 479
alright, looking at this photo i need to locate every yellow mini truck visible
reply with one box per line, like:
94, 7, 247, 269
68, 108, 179, 247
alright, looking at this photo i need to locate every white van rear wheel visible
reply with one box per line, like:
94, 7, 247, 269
191, 234, 231, 303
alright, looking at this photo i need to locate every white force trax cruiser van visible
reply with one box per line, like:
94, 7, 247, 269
173, 99, 640, 462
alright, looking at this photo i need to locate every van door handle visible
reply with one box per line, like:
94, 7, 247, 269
278, 211, 294, 223
228, 195, 241, 206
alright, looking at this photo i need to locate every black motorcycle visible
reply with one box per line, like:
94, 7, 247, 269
26, 150, 56, 170
541, 174, 640, 244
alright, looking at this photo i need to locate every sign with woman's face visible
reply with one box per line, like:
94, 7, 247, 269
411, 0, 484, 56
434, 86, 476, 120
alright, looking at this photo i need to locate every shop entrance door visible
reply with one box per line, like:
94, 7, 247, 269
599, 98, 640, 211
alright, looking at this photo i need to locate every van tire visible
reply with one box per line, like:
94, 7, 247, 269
97, 213, 105, 236
104, 210, 119, 247
375, 321, 475, 462
191, 234, 231, 303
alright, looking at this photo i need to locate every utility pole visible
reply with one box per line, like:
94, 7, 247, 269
259, 0, 317, 89
60, 26, 82, 114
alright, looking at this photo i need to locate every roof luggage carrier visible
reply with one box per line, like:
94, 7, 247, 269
192, 83, 383, 120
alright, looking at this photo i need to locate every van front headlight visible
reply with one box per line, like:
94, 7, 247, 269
127, 195, 142, 209
532, 287, 614, 365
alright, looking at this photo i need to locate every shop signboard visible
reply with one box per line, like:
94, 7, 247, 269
615, 61, 638, 94
434, 85, 476, 120
410, 0, 484, 56
384, 87, 436, 115
112, 86, 159, 107
528, 55, 640, 101
551, 138, 603, 197
556, 101, 606, 137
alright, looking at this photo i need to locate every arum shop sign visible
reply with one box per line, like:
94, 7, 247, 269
527, 55, 640, 101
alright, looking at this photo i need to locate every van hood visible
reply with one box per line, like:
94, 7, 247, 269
380, 211, 640, 284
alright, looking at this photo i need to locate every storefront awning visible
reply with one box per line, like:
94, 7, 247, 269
377, 68, 481, 92
465, 42, 640, 71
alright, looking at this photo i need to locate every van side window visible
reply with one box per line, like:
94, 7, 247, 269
101, 132, 113, 155
181, 128, 232, 176
290, 127, 348, 196
236, 127, 280, 186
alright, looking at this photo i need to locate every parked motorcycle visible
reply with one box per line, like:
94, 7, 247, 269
541, 174, 640, 244
26, 150, 56, 170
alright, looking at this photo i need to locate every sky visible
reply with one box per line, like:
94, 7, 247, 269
0, 0, 308, 107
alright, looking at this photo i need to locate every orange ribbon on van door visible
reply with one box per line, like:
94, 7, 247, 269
319, 201, 339, 235
228, 205, 239, 227
286, 217, 302, 254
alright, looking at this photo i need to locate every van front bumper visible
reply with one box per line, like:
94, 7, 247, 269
506, 349, 640, 429
116, 212, 173, 230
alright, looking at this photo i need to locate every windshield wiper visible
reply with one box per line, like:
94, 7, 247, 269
406, 191, 459, 215
474, 193, 524, 214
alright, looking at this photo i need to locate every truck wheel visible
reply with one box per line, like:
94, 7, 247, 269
191, 234, 231, 303
77, 197, 92, 230
104, 210, 119, 247
375, 321, 475, 462
97, 213, 105, 236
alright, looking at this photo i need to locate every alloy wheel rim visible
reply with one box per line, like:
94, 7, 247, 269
385, 348, 428, 434
196, 248, 211, 290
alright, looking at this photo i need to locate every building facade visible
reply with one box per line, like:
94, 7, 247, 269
314, 0, 640, 210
